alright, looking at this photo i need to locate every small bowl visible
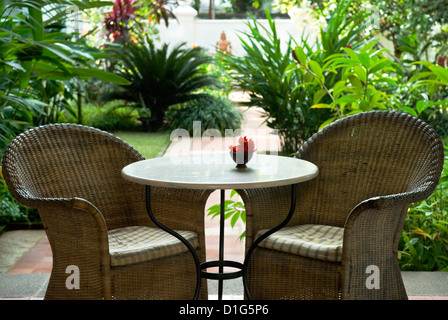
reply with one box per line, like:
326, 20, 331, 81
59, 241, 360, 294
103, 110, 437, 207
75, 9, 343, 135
230, 151, 254, 167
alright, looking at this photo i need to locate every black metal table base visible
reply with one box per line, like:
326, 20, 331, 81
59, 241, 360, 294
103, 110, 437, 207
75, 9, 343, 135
145, 184, 297, 300
200, 260, 244, 280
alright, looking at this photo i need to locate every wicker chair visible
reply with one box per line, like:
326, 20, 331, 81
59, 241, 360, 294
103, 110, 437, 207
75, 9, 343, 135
238, 111, 444, 300
2, 123, 212, 300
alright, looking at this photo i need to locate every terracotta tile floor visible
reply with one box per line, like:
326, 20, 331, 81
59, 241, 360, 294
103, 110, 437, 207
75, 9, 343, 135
7, 237, 52, 275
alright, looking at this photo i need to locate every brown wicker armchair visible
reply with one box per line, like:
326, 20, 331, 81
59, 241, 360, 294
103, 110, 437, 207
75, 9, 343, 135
238, 111, 444, 300
2, 123, 212, 300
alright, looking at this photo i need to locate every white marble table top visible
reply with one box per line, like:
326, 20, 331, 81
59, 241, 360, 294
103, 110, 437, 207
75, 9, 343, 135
121, 153, 318, 190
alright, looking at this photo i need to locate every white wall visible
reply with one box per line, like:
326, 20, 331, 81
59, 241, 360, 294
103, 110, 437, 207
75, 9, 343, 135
154, 5, 317, 56
154, 5, 411, 65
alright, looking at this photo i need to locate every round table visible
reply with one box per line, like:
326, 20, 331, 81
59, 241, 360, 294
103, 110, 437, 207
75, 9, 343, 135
122, 153, 318, 299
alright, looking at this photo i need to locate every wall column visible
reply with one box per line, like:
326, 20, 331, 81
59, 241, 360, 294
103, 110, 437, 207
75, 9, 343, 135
172, 5, 198, 48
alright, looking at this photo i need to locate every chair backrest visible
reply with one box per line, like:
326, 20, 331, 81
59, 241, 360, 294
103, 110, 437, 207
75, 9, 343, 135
2, 123, 148, 230
292, 111, 444, 227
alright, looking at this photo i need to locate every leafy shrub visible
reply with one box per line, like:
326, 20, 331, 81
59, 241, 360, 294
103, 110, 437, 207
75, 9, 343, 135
164, 95, 243, 135
58, 101, 139, 131
0, 194, 23, 225
102, 40, 220, 131
0, 1, 129, 158
221, 11, 325, 153
294, 40, 399, 126
80, 102, 139, 131
221, 3, 370, 153
0, 174, 39, 225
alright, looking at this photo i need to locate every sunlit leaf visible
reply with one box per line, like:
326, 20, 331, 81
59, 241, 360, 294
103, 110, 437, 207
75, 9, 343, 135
400, 106, 418, 117
411, 227, 433, 240
294, 46, 307, 65
70, 67, 131, 85
310, 103, 332, 109
369, 59, 392, 74
359, 53, 370, 69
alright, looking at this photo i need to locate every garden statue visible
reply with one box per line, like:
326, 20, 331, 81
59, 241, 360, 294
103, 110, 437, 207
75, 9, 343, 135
216, 31, 232, 54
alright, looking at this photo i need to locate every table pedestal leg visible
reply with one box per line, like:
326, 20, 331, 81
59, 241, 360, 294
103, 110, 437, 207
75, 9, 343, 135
218, 189, 225, 300
200, 189, 244, 299
242, 184, 297, 300
145, 186, 202, 300
145, 184, 295, 300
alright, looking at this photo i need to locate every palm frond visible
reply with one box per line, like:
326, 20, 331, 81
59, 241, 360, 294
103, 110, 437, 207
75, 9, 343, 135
102, 40, 219, 130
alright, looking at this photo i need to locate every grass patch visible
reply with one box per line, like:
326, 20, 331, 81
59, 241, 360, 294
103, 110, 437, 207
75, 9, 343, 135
114, 131, 171, 159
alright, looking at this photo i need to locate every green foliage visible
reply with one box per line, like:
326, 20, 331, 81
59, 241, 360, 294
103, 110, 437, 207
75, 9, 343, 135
275, 0, 448, 62
371, 0, 448, 62
206, 190, 246, 241
0, 0, 130, 158
102, 40, 220, 131
0, 0, 131, 227
77, 101, 139, 132
221, 3, 372, 152
221, 10, 330, 153
399, 143, 448, 271
316, 0, 370, 57
164, 95, 243, 135
0, 172, 39, 225
409, 61, 448, 102
292, 7, 448, 131
0, 197, 22, 225
404, 61, 448, 138
295, 40, 399, 126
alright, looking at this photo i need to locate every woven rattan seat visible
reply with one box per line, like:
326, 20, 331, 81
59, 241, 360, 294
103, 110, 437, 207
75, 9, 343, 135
237, 111, 444, 300
256, 224, 344, 262
108, 226, 199, 267
2, 124, 212, 300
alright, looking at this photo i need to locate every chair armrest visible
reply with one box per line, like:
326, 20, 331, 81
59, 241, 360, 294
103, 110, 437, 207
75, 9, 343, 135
343, 193, 411, 251
341, 189, 431, 295
345, 175, 440, 230
340, 192, 425, 299
12, 192, 108, 233
344, 184, 436, 240
28, 196, 112, 298
348, 189, 429, 217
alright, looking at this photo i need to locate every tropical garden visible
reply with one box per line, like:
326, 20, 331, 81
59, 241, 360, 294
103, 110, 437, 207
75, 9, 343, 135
0, 0, 447, 271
